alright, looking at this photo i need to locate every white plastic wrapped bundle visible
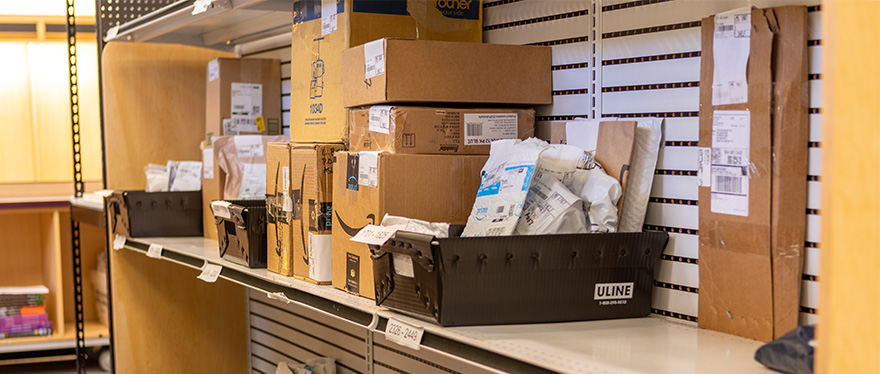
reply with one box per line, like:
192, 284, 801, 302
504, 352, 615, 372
515, 175, 588, 235
462, 138, 549, 237
570, 167, 623, 233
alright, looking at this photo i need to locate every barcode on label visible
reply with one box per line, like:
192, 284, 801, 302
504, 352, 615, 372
466, 123, 482, 136
534, 189, 548, 200
486, 227, 505, 236
496, 206, 505, 214
718, 25, 734, 32
715, 176, 742, 194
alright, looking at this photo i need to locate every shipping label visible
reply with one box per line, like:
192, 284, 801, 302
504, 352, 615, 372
710, 110, 750, 216
364, 39, 385, 79
463, 113, 518, 145
369, 106, 392, 134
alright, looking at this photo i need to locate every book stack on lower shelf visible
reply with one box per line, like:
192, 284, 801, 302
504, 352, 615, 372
0, 286, 52, 339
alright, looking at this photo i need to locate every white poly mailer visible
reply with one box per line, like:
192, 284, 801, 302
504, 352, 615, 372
462, 138, 549, 237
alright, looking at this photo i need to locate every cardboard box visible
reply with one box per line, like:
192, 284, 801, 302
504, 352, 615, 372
267, 143, 293, 276
290, 143, 346, 284
371, 231, 668, 326
332, 152, 487, 298
206, 58, 282, 138
697, 7, 807, 342
350, 106, 536, 154
290, 0, 483, 143
343, 38, 552, 108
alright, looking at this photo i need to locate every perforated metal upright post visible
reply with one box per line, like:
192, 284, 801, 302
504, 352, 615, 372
66, 0, 87, 372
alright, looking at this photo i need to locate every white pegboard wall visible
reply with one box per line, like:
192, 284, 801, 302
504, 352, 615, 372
595, 0, 822, 324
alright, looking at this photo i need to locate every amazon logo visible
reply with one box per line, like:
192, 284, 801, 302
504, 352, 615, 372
336, 212, 376, 237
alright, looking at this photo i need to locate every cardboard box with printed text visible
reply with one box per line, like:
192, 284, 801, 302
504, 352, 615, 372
290, 0, 483, 143
350, 106, 535, 154
332, 152, 487, 298
291, 143, 346, 284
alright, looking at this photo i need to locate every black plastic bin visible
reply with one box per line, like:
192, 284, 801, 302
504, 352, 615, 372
213, 200, 267, 268
370, 231, 669, 326
106, 191, 203, 237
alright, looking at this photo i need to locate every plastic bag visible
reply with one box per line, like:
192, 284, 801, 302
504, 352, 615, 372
169, 161, 203, 191
570, 166, 622, 233
462, 138, 549, 237
144, 164, 169, 192
515, 176, 588, 235
754, 325, 815, 374
214, 135, 288, 199
380, 214, 449, 238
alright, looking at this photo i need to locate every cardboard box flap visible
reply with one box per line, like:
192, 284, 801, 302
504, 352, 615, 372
595, 121, 637, 207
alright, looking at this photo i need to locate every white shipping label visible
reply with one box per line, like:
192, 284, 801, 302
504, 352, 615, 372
697, 147, 712, 187
385, 318, 424, 350
712, 7, 751, 105
211, 201, 232, 219
267, 292, 293, 304
564, 120, 602, 152
223, 118, 238, 135
208, 59, 220, 82
197, 264, 223, 283
308, 233, 333, 282
358, 151, 380, 188
192, 0, 212, 14
203, 148, 214, 179
364, 39, 385, 79
392, 253, 415, 278
239, 163, 267, 200
234, 135, 264, 158
231, 83, 263, 117
112, 234, 126, 250
146, 244, 163, 259
349, 224, 397, 246
463, 113, 519, 145
321, 0, 337, 35
282, 166, 290, 192
710, 110, 750, 216
369, 106, 393, 134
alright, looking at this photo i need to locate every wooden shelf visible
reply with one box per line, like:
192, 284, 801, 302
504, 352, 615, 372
0, 321, 110, 354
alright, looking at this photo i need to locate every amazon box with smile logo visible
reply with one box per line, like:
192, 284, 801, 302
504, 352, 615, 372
332, 151, 486, 297
287, 143, 346, 284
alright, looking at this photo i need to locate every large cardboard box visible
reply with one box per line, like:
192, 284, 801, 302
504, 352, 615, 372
290, 0, 483, 143
267, 143, 293, 276
291, 143, 346, 284
342, 38, 552, 108
350, 106, 535, 154
206, 58, 282, 138
697, 7, 807, 342
332, 152, 487, 298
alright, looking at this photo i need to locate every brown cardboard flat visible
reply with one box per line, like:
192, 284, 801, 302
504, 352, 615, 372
342, 39, 552, 108
535, 121, 566, 144
289, 0, 483, 144
349, 106, 535, 154
206, 58, 282, 138
698, 9, 775, 342
534, 120, 637, 211
768, 6, 809, 339
332, 152, 487, 298
290, 143, 346, 284
267, 143, 293, 276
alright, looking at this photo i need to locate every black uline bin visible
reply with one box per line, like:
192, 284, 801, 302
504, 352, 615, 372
370, 231, 669, 326
106, 191, 203, 237
213, 200, 267, 268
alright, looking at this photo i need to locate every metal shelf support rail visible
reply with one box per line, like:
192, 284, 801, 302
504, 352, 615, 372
65, 0, 88, 372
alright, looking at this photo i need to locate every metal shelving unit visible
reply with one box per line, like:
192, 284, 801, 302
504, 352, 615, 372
113, 234, 772, 374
